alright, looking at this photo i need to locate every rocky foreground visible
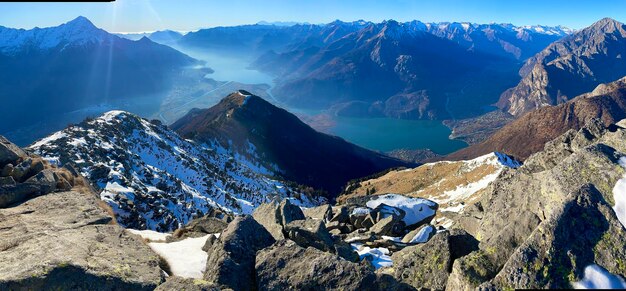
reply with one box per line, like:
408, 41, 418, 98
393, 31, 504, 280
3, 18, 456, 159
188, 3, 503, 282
2, 117, 626, 290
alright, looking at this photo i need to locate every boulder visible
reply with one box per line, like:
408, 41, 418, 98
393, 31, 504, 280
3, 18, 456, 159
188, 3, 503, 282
278, 199, 305, 226
401, 224, 436, 244
285, 218, 359, 261
326, 221, 352, 234
255, 240, 378, 290
369, 215, 405, 236
302, 204, 332, 221
372, 203, 406, 222
329, 206, 349, 224
285, 218, 335, 253
204, 216, 275, 290
1, 163, 13, 176
0, 191, 162, 290
252, 199, 305, 240
24, 169, 57, 194
0, 135, 26, 167
10, 158, 32, 182
0, 183, 41, 208
154, 277, 223, 291
391, 232, 453, 290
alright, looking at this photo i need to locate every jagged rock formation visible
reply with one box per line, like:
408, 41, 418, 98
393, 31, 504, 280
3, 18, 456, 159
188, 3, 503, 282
498, 17, 626, 116
29, 110, 321, 231
172, 91, 412, 196
448, 76, 626, 161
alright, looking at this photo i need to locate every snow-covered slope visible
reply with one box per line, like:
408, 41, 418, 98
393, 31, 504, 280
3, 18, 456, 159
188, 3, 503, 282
0, 16, 111, 55
29, 110, 322, 231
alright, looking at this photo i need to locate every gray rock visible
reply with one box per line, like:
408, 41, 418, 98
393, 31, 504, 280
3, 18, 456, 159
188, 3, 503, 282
326, 221, 352, 234
278, 199, 305, 226
1, 163, 13, 177
252, 199, 304, 240
204, 216, 275, 290
369, 215, 405, 236
201, 234, 218, 252
155, 277, 224, 291
24, 169, 57, 194
391, 232, 453, 290
285, 218, 335, 253
0, 183, 41, 208
10, 158, 32, 182
0, 191, 162, 290
329, 206, 349, 223
302, 204, 332, 221
255, 240, 378, 290
0, 135, 26, 167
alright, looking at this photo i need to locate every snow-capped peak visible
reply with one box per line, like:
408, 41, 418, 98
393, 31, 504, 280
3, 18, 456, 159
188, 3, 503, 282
0, 16, 112, 55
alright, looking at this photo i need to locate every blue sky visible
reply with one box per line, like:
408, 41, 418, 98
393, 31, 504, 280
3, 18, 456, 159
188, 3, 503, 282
0, 0, 624, 32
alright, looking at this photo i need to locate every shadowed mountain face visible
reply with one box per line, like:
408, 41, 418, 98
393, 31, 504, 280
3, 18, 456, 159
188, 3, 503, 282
171, 91, 414, 197
498, 18, 626, 116
447, 77, 626, 161
249, 20, 567, 120
0, 17, 199, 145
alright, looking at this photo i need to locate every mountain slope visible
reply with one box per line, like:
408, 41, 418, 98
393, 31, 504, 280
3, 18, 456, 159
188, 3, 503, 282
0, 17, 199, 145
29, 110, 321, 231
448, 76, 626, 161
171, 91, 413, 197
498, 17, 626, 116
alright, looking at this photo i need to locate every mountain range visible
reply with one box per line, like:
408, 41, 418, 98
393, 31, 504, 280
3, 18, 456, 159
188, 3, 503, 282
247, 20, 570, 120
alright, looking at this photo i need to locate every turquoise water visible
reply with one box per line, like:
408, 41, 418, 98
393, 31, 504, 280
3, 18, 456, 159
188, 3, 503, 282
328, 117, 467, 154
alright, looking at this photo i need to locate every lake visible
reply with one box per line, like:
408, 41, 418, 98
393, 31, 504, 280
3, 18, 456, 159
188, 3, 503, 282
328, 117, 467, 154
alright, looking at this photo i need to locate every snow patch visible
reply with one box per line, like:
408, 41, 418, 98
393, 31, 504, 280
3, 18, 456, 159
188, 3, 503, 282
408, 225, 435, 244
366, 194, 437, 226
147, 235, 211, 278
612, 157, 626, 228
127, 229, 171, 242
572, 264, 626, 289
351, 243, 393, 269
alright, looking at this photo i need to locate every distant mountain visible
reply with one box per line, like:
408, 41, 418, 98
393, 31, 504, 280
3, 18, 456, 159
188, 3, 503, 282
252, 20, 568, 120
29, 110, 322, 231
498, 18, 626, 116
448, 76, 626, 161
178, 20, 370, 57
0, 16, 199, 145
116, 30, 184, 44
171, 91, 413, 197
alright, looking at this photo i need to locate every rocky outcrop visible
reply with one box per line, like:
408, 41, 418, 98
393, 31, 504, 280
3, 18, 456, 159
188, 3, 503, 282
0, 190, 163, 290
251, 199, 305, 240
204, 216, 275, 290
0, 135, 78, 208
168, 210, 231, 242
255, 240, 378, 290
448, 117, 626, 288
